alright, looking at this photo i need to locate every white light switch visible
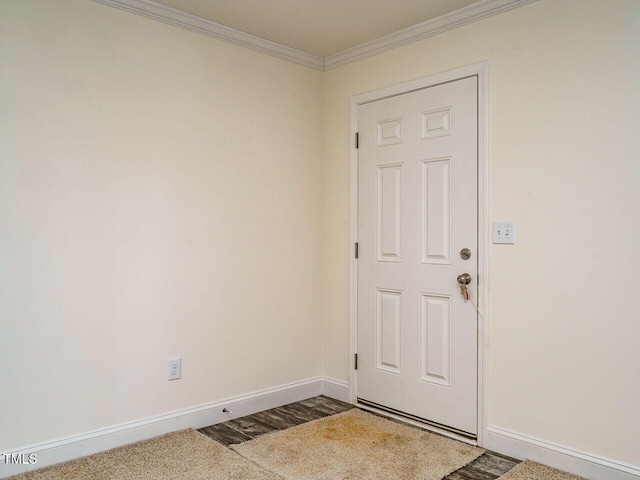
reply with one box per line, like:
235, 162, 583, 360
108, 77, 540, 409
493, 221, 515, 244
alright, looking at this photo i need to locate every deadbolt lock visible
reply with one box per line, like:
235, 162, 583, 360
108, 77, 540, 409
460, 248, 471, 260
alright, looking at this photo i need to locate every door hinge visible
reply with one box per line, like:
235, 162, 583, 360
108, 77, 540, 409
354, 353, 358, 370
355, 132, 359, 149
355, 242, 359, 259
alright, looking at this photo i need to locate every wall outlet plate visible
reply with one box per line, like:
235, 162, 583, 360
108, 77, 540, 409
168, 357, 181, 380
493, 221, 515, 244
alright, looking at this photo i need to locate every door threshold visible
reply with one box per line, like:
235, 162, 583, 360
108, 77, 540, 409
356, 399, 478, 446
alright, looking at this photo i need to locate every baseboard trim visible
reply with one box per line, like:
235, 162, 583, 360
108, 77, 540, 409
320, 378, 350, 402
485, 426, 640, 480
0, 377, 349, 478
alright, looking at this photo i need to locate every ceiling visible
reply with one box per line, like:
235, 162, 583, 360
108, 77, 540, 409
151, 0, 482, 58
96, 0, 535, 69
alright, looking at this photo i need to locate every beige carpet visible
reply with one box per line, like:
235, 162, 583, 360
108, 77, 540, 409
7, 429, 280, 480
232, 408, 484, 480
498, 460, 586, 480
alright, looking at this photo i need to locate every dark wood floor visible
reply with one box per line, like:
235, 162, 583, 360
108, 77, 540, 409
198, 396, 520, 479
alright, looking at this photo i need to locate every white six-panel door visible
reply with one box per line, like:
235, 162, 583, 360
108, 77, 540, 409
357, 76, 478, 436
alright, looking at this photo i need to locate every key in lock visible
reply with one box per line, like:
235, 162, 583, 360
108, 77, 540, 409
457, 273, 471, 301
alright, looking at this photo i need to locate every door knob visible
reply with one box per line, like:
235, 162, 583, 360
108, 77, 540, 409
457, 273, 471, 285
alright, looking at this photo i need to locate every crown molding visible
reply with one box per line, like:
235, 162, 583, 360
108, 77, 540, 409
91, 0, 325, 71
324, 0, 538, 70
91, 0, 538, 72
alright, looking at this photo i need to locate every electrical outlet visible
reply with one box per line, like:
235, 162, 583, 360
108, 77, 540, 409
168, 357, 181, 381
493, 221, 515, 244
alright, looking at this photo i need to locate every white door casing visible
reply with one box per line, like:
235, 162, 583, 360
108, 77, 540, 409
356, 75, 479, 437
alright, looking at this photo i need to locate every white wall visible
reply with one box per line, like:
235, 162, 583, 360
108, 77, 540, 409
2, 0, 640, 475
321, 0, 640, 469
0, 0, 324, 451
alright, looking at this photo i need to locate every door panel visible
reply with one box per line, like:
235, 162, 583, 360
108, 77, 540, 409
421, 158, 451, 264
357, 76, 478, 436
420, 293, 451, 387
377, 164, 404, 262
376, 288, 403, 374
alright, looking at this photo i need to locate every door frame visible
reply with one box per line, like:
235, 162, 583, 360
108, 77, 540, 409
348, 62, 489, 446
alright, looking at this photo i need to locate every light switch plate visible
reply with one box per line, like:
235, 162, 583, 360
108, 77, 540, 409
493, 221, 515, 244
